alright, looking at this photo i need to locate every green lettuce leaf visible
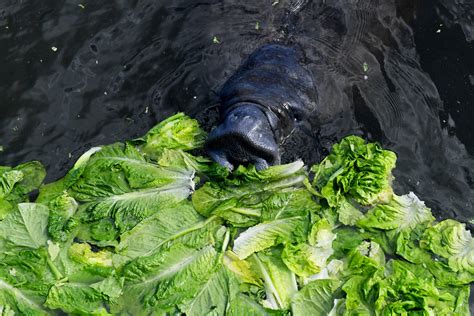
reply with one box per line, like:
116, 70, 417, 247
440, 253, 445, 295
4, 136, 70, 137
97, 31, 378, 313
44, 282, 113, 315
382, 260, 467, 315
421, 219, 474, 274
357, 192, 435, 263
155, 148, 229, 178
250, 248, 298, 311
192, 161, 307, 227
0, 279, 49, 316
0, 203, 49, 249
357, 192, 434, 232
115, 201, 221, 264
311, 135, 396, 207
291, 279, 341, 316
135, 112, 207, 158
64, 143, 195, 244
178, 266, 240, 316
118, 243, 222, 314
47, 192, 79, 243
223, 251, 262, 286
342, 242, 388, 313
232, 215, 308, 260
331, 227, 365, 259
282, 218, 336, 277
0, 247, 53, 314
228, 294, 284, 316
0, 161, 46, 219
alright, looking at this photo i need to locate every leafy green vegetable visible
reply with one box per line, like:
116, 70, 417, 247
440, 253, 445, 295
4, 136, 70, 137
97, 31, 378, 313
250, 248, 298, 310
358, 192, 435, 232
282, 218, 336, 277
0, 113, 472, 315
421, 219, 474, 274
311, 135, 396, 207
47, 192, 79, 243
135, 112, 207, 158
233, 215, 308, 260
0, 203, 49, 249
0, 161, 46, 219
291, 279, 341, 315
192, 161, 307, 227
115, 201, 222, 265
178, 266, 240, 316
44, 282, 112, 315
0, 279, 49, 315
118, 243, 222, 314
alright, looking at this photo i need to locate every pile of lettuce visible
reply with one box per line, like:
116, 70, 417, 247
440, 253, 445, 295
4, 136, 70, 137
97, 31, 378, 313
0, 113, 473, 315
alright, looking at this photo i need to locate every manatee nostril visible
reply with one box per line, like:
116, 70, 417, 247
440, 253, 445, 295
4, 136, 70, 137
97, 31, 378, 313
206, 104, 280, 168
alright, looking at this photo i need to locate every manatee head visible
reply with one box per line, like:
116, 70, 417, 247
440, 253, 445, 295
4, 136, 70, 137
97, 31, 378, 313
206, 43, 317, 170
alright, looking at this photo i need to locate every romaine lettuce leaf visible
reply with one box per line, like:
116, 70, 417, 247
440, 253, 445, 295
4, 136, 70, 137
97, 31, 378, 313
282, 218, 336, 277
178, 266, 240, 316
56, 143, 196, 245
118, 243, 222, 314
228, 294, 284, 316
192, 161, 307, 227
134, 112, 207, 158
0, 279, 49, 316
250, 248, 298, 310
0, 247, 52, 315
382, 260, 467, 315
155, 148, 229, 178
0, 203, 49, 249
47, 192, 79, 243
311, 135, 396, 207
356, 192, 435, 263
233, 215, 308, 260
357, 192, 434, 232
46, 276, 124, 316
115, 201, 222, 264
0, 161, 46, 219
421, 219, 474, 274
223, 251, 262, 286
291, 279, 341, 316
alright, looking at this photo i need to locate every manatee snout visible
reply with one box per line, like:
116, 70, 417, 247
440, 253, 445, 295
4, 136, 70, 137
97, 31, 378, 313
206, 44, 317, 170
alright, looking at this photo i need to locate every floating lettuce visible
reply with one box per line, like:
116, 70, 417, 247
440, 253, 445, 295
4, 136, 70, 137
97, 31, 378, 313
0, 114, 472, 315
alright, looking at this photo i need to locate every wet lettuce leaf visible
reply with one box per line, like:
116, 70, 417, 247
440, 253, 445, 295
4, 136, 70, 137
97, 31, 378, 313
0, 161, 46, 219
192, 161, 308, 227
134, 112, 207, 158
282, 218, 336, 277
311, 135, 396, 207
118, 243, 223, 314
250, 248, 298, 310
291, 279, 341, 316
115, 200, 222, 265
421, 219, 474, 274
0, 203, 49, 249
0, 114, 472, 315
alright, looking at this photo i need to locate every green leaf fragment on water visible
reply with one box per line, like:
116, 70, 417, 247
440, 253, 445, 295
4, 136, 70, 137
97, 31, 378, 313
363, 62, 369, 72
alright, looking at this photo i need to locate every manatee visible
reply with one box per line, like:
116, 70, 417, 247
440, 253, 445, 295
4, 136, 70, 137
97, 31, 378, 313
206, 44, 318, 170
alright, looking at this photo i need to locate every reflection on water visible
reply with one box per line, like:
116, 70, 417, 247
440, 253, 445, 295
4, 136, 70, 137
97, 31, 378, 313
0, 0, 473, 288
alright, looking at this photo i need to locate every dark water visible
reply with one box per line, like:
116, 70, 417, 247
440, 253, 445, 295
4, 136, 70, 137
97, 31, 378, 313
1, 0, 473, 307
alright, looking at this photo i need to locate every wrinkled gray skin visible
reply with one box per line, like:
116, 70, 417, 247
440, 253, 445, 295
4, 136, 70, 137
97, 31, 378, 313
206, 44, 318, 170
